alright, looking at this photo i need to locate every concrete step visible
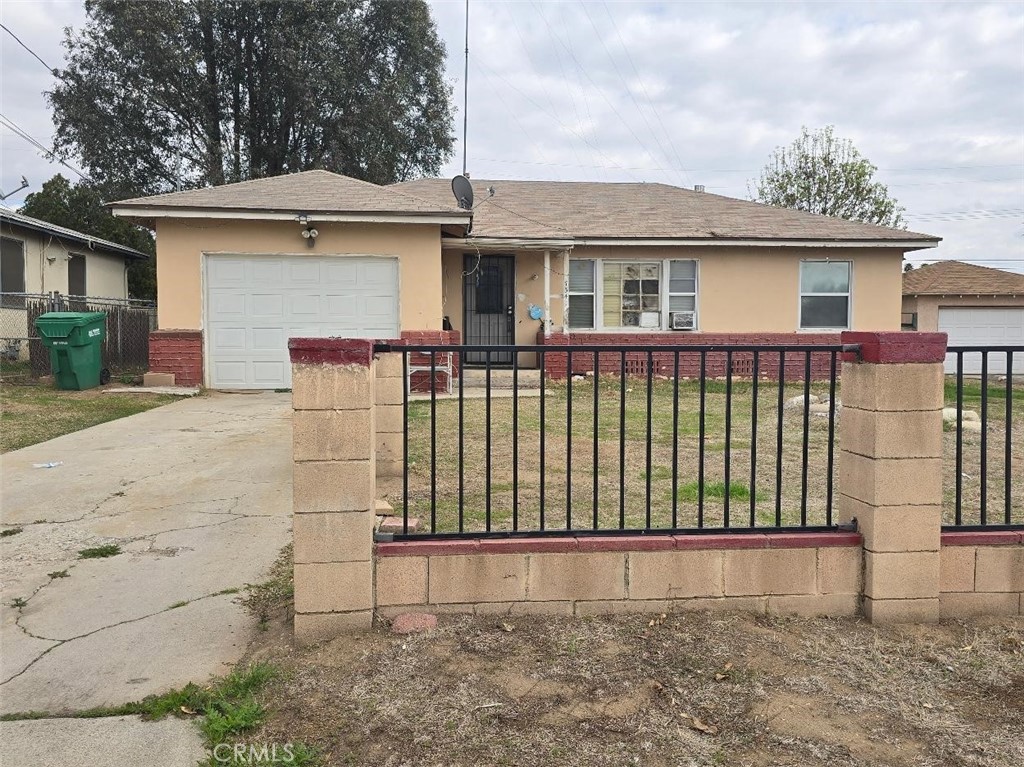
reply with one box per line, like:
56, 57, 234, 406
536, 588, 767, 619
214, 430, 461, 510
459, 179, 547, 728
461, 367, 541, 389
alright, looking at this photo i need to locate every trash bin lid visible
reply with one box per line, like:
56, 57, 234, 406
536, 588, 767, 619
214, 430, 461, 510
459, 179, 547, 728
34, 312, 107, 338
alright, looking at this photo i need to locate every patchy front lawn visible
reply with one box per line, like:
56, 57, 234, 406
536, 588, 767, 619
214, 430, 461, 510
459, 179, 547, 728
0, 383, 178, 452
241, 607, 1024, 767
395, 376, 1024, 533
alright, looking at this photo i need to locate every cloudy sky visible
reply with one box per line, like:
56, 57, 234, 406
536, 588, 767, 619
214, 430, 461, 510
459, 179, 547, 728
2, 0, 1022, 270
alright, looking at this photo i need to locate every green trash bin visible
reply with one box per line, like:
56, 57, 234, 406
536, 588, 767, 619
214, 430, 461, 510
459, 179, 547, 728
34, 312, 109, 390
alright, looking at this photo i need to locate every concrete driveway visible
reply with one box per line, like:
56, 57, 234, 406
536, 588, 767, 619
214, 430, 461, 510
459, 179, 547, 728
0, 392, 292, 715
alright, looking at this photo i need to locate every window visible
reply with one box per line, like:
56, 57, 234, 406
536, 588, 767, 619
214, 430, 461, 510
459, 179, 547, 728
68, 254, 87, 298
799, 261, 850, 329
1, 237, 26, 308
566, 258, 698, 330
567, 259, 595, 328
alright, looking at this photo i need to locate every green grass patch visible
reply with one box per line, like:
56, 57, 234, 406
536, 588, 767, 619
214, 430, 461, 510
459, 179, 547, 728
0, 385, 178, 452
78, 544, 121, 559
677, 481, 766, 503
0, 663, 281, 751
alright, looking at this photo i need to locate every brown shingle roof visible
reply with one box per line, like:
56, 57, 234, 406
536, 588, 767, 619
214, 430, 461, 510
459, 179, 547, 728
112, 170, 465, 216
903, 260, 1024, 296
393, 178, 940, 244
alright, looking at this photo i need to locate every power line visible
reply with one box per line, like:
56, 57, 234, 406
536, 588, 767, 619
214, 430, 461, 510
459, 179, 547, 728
0, 23, 54, 72
580, 1, 685, 188
0, 113, 91, 182
471, 58, 642, 183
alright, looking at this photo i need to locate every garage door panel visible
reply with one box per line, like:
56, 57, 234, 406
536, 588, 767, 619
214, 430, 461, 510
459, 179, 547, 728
251, 293, 285, 317
208, 259, 246, 284
251, 260, 284, 283
287, 261, 322, 282
208, 292, 247, 318
324, 261, 360, 283
939, 307, 1024, 374
206, 255, 399, 388
211, 327, 247, 350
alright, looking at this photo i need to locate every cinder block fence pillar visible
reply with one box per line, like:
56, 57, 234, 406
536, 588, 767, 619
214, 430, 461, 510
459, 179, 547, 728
838, 331, 947, 623
289, 338, 377, 643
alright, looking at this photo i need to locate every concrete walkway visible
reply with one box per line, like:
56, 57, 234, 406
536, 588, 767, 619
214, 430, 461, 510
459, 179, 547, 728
0, 392, 292, 721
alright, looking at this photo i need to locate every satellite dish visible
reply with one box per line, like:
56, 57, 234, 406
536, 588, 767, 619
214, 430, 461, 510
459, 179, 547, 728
452, 175, 474, 210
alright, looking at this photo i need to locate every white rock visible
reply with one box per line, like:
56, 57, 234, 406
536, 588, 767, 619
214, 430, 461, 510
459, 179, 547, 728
784, 394, 821, 410
942, 407, 981, 423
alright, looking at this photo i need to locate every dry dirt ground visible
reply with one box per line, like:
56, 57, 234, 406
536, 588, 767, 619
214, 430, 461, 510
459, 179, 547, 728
241, 601, 1024, 767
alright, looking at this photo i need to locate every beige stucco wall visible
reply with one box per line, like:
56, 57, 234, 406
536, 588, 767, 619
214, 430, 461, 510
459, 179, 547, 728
2, 226, 129, 298
154, 219, 444, 331
442, 245, 903, 340
903, 294, 1024, 331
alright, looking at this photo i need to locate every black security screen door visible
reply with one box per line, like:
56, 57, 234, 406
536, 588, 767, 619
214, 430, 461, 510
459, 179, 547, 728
463, 254, 514, 364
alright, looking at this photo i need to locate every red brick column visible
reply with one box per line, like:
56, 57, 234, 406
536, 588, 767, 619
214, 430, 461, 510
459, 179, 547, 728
148, 330, 203, 387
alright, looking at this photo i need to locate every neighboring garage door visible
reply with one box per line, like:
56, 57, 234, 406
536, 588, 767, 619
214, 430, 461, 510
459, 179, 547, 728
938, 307, 1024, 374
206, 255, 399, 389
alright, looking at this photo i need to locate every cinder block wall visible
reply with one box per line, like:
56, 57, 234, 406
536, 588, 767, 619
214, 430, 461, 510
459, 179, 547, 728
940, 532, 1024, 616
288, 330, 1022, 642
374, 534, 863, 618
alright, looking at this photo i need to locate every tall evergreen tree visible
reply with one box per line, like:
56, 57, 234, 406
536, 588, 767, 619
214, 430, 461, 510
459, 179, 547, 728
48, 0, 454, 197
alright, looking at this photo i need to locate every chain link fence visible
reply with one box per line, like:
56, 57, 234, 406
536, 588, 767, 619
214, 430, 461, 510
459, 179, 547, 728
1, 292, 156, 378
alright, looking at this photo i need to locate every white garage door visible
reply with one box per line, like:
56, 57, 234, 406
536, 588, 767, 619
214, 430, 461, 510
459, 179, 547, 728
938, 307, 1024, 374
205, 255, 399, 389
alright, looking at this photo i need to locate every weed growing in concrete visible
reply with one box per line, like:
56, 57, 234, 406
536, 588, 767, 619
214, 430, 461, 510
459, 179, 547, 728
47, 570, 69, 579
78, 544, 121, 559
1, 527, 23, 537
9, 597, 27, 608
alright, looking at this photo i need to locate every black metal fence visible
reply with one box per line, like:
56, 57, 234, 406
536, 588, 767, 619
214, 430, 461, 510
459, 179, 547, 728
1, 292, 155, 376
381, 343, 853, 539
945, 346, 1023, 530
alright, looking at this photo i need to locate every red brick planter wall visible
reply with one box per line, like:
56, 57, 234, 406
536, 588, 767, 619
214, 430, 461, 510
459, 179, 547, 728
397, 329, 461, 392
149, 330, 203, 387
536, 331, 841, 380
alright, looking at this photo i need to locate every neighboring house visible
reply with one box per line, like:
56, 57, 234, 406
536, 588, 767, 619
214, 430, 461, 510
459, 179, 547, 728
903, 260, 1024, 374
1, 209, 149, 355
111, 170, 939, 389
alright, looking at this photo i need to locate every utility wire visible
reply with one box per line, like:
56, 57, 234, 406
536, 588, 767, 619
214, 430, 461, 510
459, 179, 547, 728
598, 0, 691, 188
471, 58, 642, 183
0, 113, 91, 182
580, 1, 685, 188
1, 23, 55, 72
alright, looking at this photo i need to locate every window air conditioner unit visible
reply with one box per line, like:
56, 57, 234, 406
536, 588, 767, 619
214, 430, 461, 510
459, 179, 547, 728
670, 311, 696, 331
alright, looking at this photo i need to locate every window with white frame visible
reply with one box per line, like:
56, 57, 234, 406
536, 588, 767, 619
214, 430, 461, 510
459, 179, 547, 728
799, 260, 851, 329
566, 259, 698, 330
567, 259, 595, 328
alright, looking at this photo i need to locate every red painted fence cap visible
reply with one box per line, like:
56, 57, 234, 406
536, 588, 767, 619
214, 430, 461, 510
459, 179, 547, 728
841, 331, 947, 364
288, 337, 374, 366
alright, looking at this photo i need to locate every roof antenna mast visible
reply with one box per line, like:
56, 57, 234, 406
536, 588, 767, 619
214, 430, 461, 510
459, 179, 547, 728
462, 0, 469, 177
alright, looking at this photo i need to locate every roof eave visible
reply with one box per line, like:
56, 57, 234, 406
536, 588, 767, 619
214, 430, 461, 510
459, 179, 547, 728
110, 205, 470, 226
1, 214, 149, 260
453, 235, 941, 250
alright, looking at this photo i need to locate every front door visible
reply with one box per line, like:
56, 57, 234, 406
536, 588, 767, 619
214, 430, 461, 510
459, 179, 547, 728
463, 254, 514, 364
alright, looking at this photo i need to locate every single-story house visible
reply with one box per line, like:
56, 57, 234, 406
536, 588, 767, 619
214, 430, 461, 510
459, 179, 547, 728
902, 260, 1024, 374
111, 170, 940, 389
1, 209, 149, 355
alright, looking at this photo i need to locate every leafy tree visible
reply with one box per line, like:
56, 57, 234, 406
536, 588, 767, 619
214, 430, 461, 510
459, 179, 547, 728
20, 175, 156, 300
48, 0, 454, 197
752, 126, 905, 228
